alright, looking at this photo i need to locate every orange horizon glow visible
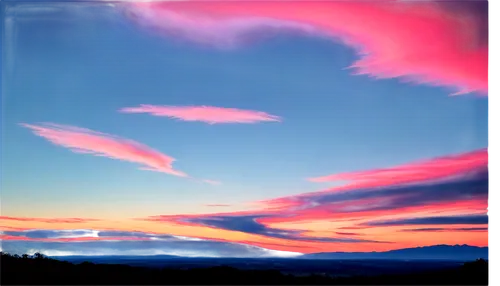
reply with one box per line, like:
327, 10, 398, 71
1, 149, 488, 254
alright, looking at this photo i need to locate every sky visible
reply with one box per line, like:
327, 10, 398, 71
0, 0, 488, 257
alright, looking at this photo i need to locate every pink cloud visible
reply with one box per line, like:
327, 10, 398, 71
128, 1, 487, 95
120, 105, 281, 124
0, 216, 100, 224
21, 123, 187, 177
308, 148, 488, 188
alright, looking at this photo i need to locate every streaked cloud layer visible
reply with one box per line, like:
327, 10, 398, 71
261, 150, 488, 222
142, 149, 487, 251
1, 150, 488, 254
176, 215, 385, 243
127, 1, 488, 95
120, 105, 281, 124
21, 123, 187, 177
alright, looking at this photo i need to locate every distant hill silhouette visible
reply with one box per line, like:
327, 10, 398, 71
52, 244, 489, 263
0, 251, 488, 285
2, 240, 490, 262
301, 244, 488, 260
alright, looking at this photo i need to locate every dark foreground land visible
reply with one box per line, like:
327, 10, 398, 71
0, 252, 488, 285
56, 255, 468, 277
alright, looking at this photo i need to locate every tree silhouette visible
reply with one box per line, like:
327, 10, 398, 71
33, 252, 46, 260
0, 252, 489, 285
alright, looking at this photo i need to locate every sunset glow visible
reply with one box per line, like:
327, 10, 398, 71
1, 0, 487, 258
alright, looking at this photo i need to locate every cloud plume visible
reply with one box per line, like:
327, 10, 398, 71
120, 105, 281, 124
127, 1, 488, 94
21, 123, 187, 177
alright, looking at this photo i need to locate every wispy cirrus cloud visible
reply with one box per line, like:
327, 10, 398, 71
127, 1, 487, 94
0, 216, 100, 224
120, 105, 281, 124
21, 123, 187, 177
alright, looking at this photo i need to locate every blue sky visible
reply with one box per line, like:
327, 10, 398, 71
1, 2, 487, 218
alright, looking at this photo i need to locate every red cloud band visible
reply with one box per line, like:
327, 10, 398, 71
130, 1, 487, 95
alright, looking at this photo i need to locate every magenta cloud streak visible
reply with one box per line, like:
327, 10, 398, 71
21, 123, 187, 177
128, 1, 487, 95
120, 105, 282, 124
308, 149, 488, 186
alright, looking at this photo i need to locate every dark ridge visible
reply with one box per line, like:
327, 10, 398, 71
0, 252, 488, 285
